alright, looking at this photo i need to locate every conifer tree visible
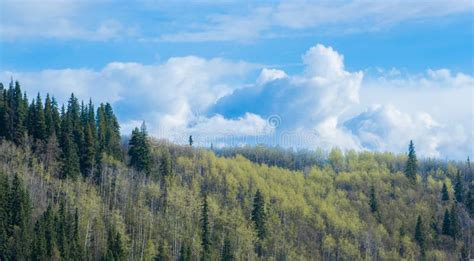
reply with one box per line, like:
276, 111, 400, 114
201, 195, 211, 261
189, 135, 193, 146
430, 215, 439, 241
44, 94, 54, 137
251, 189, 266, 257
155, 241, 171, 261
441, 183, 449, 201
81, 123, 96, 177
11, 81, 27, 145
179, 242, 192, 261
6, 174, 31, 260
405, 140, 417, 183
449, 205, 460, 240
466, 189, 474, 217
60, 109, 81, 179
369, 185, 378, 214
453, 171, 464, 203
221, 238, 234, 261
128, 122, 151, 175
0, 172, 9, 260
34, 93, 46, 141
414, 215, 425, 255
441, 209, 451, 236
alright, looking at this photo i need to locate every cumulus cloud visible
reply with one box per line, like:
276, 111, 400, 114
343, 104, 469, 158
1, 56, 260, 142
210, 44, 363, 150
1, 43, 472, 159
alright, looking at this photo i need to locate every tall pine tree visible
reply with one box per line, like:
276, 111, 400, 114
405, 140, 417, 183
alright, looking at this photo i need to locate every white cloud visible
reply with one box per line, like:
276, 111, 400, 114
159, 0, 473, 42
0, 0, 134, 40
1, 56, 260, 143
1, 43, 472, 159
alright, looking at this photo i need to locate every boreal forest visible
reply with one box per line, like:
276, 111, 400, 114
0, 80, 472, 260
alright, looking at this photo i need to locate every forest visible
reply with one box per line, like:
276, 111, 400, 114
0, 80, 472, 260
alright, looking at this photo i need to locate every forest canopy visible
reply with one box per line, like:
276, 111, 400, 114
0, 80, 472, 260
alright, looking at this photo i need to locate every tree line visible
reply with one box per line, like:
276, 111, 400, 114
0, 80, 472, 260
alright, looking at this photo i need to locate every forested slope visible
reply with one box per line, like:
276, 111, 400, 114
0, 81, 472, 260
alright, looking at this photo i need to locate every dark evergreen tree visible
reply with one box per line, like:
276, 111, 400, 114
189, 135, 193, 146
154, 241, 170, 261
441, 209, 451, 236
466, 189, 474, 217
12, 81, 27, 145
251, 189, 266, 257
201, 195, 211, 261
128, 122, 151, 175
221, 238, 234, 261
179, 241, 192, 261
105, 228, 125, 261
44, 94, 55, 137
6, 174, 31, 260
430, 215, 439, 242
449, 205, 460, 241
0, 172, 9, 260
405, 140, 417, 183
34, 93, 47, 141
414, 215, 425, 255
453, 171, 464, 203
82, 123, 96, 177
369, 185, 378, 213
441, 183, 449, 201
31, 219, 47, 260
60, 109, 81, 179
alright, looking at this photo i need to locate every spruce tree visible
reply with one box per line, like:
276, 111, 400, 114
201, 195, 211, 261
81, 124, 96, 178
221, 238, 234, 261
414, 215, 425, 255
405, 140, 417, 183
128, 122, 151, 175
0, 172, 9, 260
466, 189, 474, 217
454, 171, 464, 203
441, 209, 451, 236
441, 183, 449, 201
449, 205, 460, 240
251, 189, 266, 257
44, 94, 54, 137
34, 93, 46, 141
369, 185, 378, 213
179, 242, 192, 261
12, 81, 27, 145
430, 215, 439, 241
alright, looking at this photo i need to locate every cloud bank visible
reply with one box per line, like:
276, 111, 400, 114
1, 44, 472, 159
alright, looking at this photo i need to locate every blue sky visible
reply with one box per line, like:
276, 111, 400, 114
1, 0, 473, 159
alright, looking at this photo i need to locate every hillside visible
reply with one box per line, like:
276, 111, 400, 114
0, 82, 472, 260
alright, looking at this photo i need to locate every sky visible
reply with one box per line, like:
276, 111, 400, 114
0, 0, 473, 159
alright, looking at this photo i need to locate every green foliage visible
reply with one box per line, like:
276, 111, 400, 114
454, 172, 464, 203
0, 82, 472, 260
200, 195, 211, 261
441, 183, 449, 201
128, 122, 151, 175
221, 238, 234, 261
414, 215, 426, 255
405, 140, 417, 182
